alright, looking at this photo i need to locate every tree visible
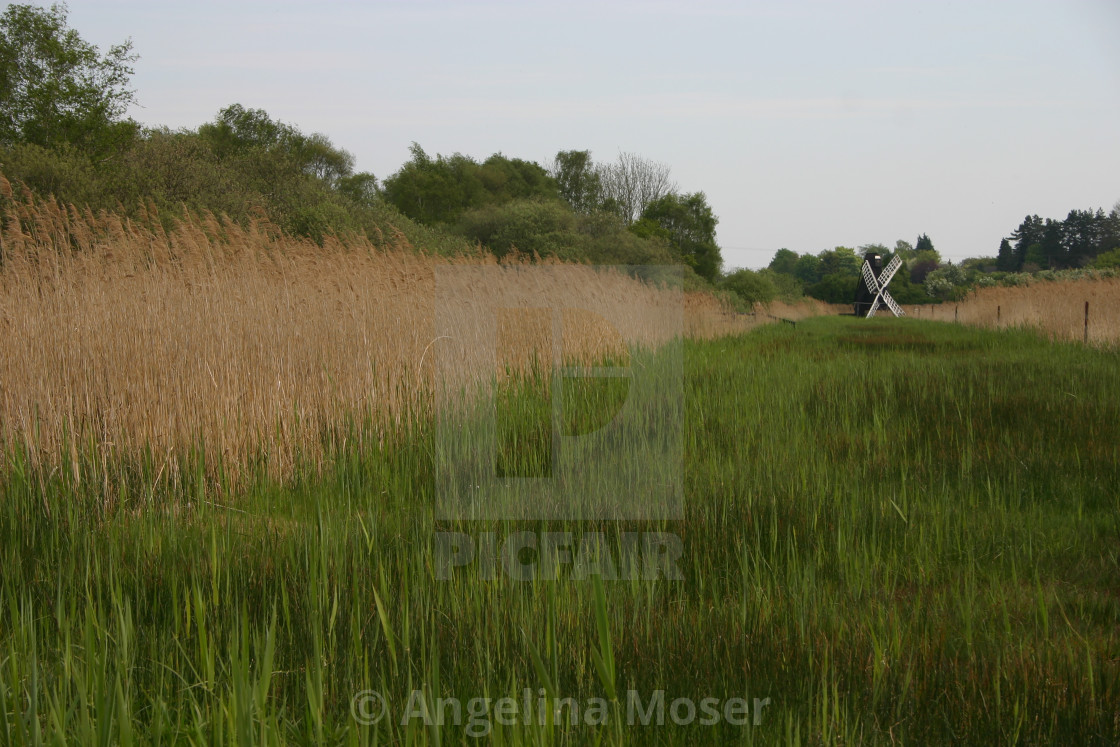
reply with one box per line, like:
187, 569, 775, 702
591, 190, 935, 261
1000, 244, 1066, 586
198, 104, 286, 155
793, 253, 822, 286
637, 191, 722, 281
597, 151, 676, 224
293, 131, 355, 185
198, 104, 356, 186
336, 172, 379, 207
0, 2, 139, 153
1103, 201, 1120, 257
768, 248, 798, 275
915, 233, 935, 254
477, 153, 556, 203
1010, 215, 1044, 269
382, 144, 558, 226
996, 238, 1016, 271
551, 149, 601, 213
381, 143, 483, 225
818, 246, 861, 277
1036, 218, 1063, 269
1060, 208, 1106, 268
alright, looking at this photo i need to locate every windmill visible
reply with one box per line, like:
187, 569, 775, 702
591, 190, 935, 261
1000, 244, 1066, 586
853, 251, 905, 318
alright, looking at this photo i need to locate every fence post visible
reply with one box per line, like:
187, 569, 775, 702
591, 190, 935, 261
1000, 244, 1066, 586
1084, 301, 1089, 344
955, 305, 959, 323
997, 305, 1000, 325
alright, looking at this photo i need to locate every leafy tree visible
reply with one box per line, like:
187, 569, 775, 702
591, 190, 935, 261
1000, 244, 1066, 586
551, 149, 601, 213
381, 143, 483, 225
638, 191, 722, 281
477, 154, 556, 203
336, 172, 379, 208
382, 145, 557, 226
793, 253, 822, 286
0, 2, 139, 153
197, 104, 355, 185
199, 104, 286, 154
293, 131, 355, 185
768, 248, 798, 275
819, 246, 861, 277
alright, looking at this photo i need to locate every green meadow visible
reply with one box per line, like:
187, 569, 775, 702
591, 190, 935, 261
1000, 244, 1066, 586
2, 317, 1118, 745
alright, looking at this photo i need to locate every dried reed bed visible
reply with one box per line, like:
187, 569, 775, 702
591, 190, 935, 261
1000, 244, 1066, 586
683, 292, 759, 338
0, 185, 748, 486
767, 298, 847, 320
679, 294, 839, 338
901, 276, 1120, 345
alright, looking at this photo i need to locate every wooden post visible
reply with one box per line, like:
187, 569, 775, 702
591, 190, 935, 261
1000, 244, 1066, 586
1084, 301, 1089, 344
997, 305, 1000, 324
955, 305, 959, 323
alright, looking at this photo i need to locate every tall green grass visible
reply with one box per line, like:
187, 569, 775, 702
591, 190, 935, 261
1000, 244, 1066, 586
1, 317, 1117, 744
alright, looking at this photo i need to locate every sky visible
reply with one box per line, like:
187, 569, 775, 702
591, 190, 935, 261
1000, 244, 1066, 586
58, 0, 1120, 269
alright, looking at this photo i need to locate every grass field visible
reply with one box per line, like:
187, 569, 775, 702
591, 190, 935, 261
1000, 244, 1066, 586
2, 310, 1118, 744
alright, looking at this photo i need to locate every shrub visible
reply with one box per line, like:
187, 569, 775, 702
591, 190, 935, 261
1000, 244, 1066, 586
1092, 248, 1120, 269
721, 268, 776, 306
808, 272, 858, 304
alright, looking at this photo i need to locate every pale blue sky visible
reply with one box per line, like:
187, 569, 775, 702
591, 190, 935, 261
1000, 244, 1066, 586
61, 0, 1120, 269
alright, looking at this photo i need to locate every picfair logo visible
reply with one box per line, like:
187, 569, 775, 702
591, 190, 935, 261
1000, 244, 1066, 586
433, 266, 682, 521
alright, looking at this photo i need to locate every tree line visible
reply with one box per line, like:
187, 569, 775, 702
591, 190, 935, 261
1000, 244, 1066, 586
739, 206, 1120, 308
0, 4, 725, 288
720, 234, 946, 307
998, 209, 1120, 272
380, 144, 723, 279
2, 3, 1116, 309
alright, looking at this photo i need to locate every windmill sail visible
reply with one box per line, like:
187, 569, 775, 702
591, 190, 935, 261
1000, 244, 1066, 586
854, 252, 905, 318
